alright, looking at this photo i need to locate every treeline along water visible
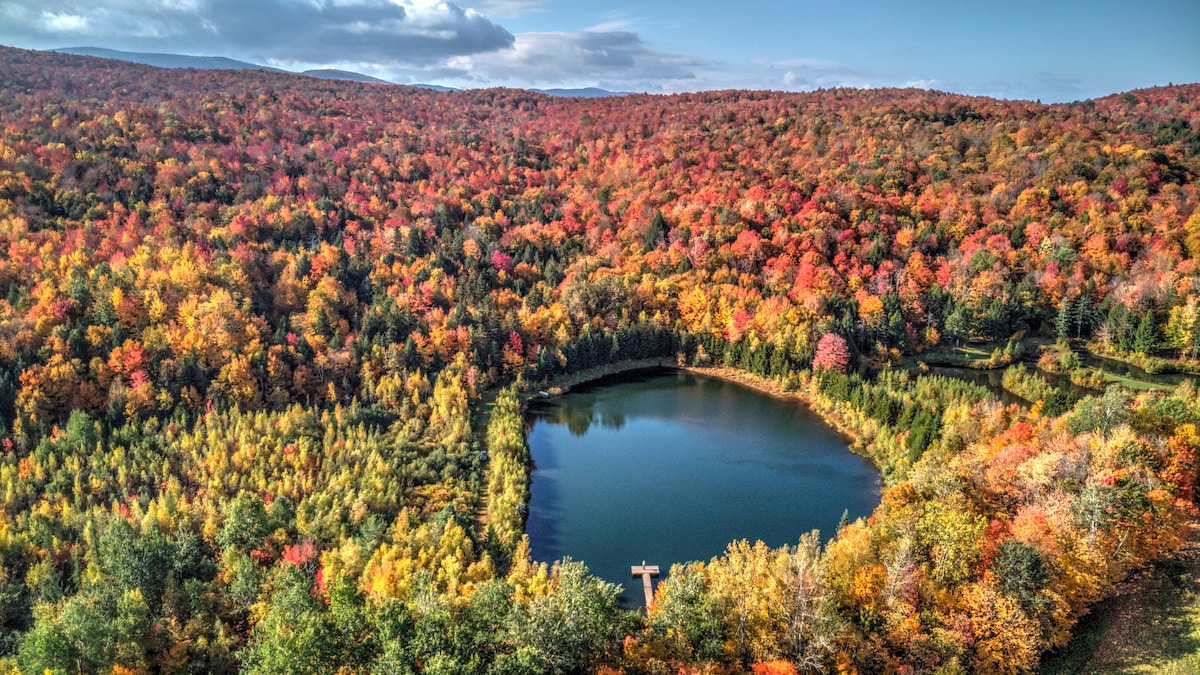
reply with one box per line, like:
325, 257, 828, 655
524, 368, 881, 606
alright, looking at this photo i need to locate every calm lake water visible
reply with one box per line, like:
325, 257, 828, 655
524, 368, 881, 607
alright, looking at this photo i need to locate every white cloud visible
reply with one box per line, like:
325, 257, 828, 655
39, 12, 90, 33
763, 57, 872, 90
443, 30, 701, 89
954, 72, 1089, 102
904, 78, 941, 90
461, 0, 545, 19
740, 59, 942, 94
0, 0, 746, 92
585, 19, 633, 33
1, 0, 515, 66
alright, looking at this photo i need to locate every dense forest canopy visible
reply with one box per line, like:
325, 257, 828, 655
0, 45, 1199, 672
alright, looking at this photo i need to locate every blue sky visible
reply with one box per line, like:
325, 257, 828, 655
2, 0, 1196, 101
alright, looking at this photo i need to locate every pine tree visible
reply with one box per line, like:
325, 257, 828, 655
643, 210, 666, 253
1116, 306, 1137, 353
1073, 295, 1093, 339
1133, 311, 1159, 354
1055, 296, 1073, 341
944, 306, 971, 346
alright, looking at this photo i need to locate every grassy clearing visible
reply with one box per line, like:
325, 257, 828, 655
1095, 369, 1177, 393
1039, 526, 1200, 674
911, 343, 996, 365
1037, 342, 1178, 394
908, 338, 1038, 370
953, 344, 998, 360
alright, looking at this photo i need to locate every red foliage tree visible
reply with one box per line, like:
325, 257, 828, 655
812, 333, 850, 373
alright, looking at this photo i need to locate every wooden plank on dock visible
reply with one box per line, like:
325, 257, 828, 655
631, 563, 660, 607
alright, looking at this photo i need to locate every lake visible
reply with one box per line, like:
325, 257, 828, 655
524, 367, 881, 607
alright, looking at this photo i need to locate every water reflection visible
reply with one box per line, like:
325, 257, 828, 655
528, 400, 628, 436
525, 367, 881, 608
923, 352, 1200, 405
1079, 352, 1199, 387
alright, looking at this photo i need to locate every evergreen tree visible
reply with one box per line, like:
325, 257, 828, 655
1133, 311, 1159, 354
944, 306, 972, 346
1055, 296, 1074, 340
1117, 306, 1138, 352
643, 210, 666, 253
1073, 294, 1093, 339
982, 298, 1008, 340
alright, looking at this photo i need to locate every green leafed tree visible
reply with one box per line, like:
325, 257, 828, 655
648, 562, 728, 663
239, 567, 344, 675
17, 588, 153, 675
506, 559, 623, 674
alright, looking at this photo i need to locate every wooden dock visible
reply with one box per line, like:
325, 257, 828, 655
631, 563, 660, 607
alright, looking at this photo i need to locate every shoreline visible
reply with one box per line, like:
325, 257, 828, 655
520, 357, 676, 400
520, 358, 804, 403
519, 358, 873, 459
677, 364, 872, 456
478, 358, 880, 545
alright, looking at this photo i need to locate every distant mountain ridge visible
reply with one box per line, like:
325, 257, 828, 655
51, 47, 635, 96
51, 46, 461, 91
53, 47, 285, 73
532, 87, 631, 98
298, 69, 392, 85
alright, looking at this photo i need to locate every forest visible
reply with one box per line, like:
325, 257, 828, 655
0, 44, 1198, 672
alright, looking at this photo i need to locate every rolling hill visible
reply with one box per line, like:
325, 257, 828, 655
0, 44, 1198, 673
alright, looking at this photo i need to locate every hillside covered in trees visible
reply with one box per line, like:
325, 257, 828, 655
0, 45, 1199, 672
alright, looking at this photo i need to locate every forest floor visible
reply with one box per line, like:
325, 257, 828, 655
1039, 522, 1200, 674
903, 343, 1008, 369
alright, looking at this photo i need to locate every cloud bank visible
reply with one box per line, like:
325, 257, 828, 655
1, 0, 515, 66
444, 31, 702, 88
0, 1, 953, 94
464, 0, 545, 20
0, 0, 708, 90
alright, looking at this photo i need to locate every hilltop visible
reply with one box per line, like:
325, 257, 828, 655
51, 45, 452, 90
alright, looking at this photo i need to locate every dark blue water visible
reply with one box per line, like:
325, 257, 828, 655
524, 368, 881, 606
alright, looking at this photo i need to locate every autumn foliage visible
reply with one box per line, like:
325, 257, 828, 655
812, 334, 850, 374
0, 44, 1198, 672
